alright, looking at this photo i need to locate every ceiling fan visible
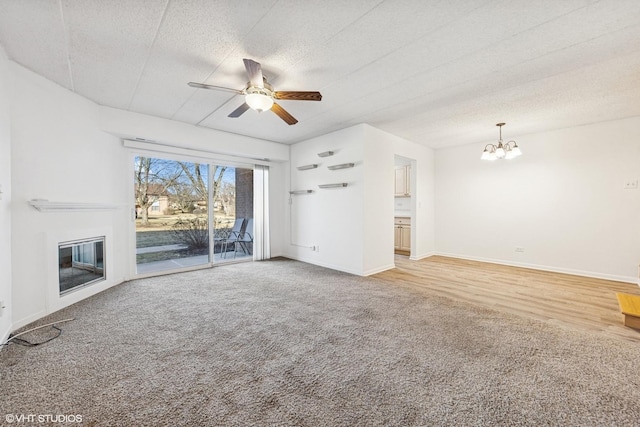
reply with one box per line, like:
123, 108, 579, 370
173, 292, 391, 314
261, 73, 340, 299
188, 58, 322, 125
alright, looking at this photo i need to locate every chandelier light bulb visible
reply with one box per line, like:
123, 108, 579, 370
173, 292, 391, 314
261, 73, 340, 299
505, 149, 515, 160
481, 123, 522, 161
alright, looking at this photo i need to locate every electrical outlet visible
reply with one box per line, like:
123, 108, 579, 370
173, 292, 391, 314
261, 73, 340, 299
624, 180, 638, 190
515, 247, 525, 253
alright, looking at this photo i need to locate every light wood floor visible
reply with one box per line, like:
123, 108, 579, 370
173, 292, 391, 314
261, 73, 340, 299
373, 255, 640, 343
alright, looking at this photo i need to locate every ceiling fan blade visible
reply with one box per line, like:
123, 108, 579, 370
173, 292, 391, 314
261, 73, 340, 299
188, 82, 243, 94
243, 58, 264, 88
228, 102, 251, 118
271, 102, 298, 125
273, 91, 322, 101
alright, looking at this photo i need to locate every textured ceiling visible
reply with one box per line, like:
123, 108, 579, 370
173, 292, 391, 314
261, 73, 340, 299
1, 0, 640, 148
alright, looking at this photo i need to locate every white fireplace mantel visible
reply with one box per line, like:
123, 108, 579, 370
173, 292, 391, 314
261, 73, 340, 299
29, 199, 119, 212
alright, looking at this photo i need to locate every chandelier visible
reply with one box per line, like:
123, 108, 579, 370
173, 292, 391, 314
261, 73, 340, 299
481, 123, 522, 160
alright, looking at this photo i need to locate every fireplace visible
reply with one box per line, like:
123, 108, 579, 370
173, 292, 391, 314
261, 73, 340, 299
58, 237, 105, 294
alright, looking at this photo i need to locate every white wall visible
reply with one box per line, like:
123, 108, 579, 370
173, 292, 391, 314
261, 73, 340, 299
435, 117, 640, 283
287, 125, 366, 274
0, 47, 12, 341
100, 106, 289, 163
286, 124, 435, 275
362, 125, 395, 274
10, 63, 131, 328
8, 61, 289, 329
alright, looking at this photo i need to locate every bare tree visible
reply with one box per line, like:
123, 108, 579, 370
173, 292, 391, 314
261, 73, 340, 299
170, 182, 199, 213
218, 181, 236, 216
177, 162, 208, 200
177, 162, 228, 208
136, 159, 234, 225
212, 166, 228, 204
134, 157, 182, 226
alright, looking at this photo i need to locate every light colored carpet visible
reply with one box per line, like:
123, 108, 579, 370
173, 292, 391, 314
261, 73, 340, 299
2, 258, 640, 426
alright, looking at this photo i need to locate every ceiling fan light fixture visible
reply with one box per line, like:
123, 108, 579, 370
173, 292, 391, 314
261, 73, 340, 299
245, 93, 274, 112
245, 86, 274, 112
188, 58, 321, 124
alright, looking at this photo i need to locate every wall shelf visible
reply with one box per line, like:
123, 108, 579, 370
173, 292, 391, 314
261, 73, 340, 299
318, 183, 348, 189
29, 199, 119, 212
317, 151, 334, 158
289, 190, 314, 195
327, 163, 355, 170
297, 164, 318, 171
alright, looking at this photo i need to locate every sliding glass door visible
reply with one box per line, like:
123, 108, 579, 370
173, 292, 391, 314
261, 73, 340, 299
134, 156, 210, 274
134, 155, 254, 275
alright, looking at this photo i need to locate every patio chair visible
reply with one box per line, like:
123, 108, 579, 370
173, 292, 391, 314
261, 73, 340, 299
236, 218, 253, 257
219, 218, 246, 258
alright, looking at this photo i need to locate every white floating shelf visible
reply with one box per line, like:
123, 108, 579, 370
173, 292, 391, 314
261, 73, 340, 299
317, 151, 334, 158
318, 183, 348, 189
29, 199, 119, 212
327, 163, 355, 170
289, 190, 314, 195
297, 164, 318, 171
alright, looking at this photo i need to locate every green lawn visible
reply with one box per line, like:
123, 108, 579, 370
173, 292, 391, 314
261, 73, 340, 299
135, 228, 233, 264
136, 230, 177, 248
136, 247, 209, 264
135, 213, 236, 263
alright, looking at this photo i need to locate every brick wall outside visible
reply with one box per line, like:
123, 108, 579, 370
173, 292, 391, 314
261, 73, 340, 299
235, 168, 253, 221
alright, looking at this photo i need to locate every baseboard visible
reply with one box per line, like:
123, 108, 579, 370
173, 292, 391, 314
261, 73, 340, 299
410, 251, 435, 261
285, 254, 364, 276
12, 309, 48, 331
12, 275, 126, 333
0, 323, 11, 345
435, 252, 637, 284
362, 263, 395, 276
48, 276, 126, 315
286, 254, 395, 277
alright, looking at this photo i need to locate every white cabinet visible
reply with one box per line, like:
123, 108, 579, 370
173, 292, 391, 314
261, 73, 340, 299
394, 217, 411, 253
394, 165, 411, 197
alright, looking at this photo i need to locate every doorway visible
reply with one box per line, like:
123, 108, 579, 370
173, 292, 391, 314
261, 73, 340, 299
394, 155, 414, 257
